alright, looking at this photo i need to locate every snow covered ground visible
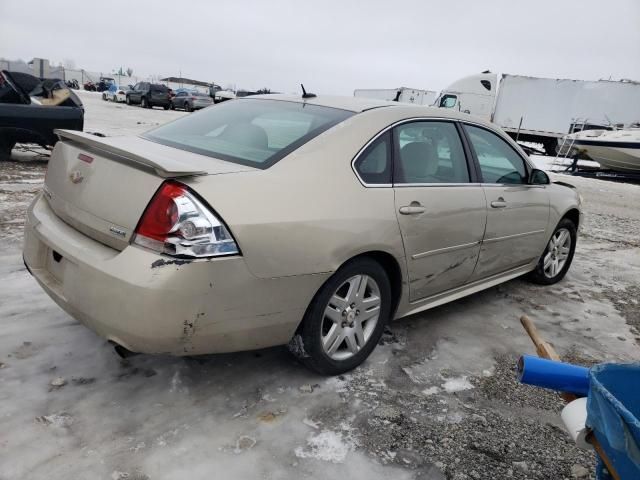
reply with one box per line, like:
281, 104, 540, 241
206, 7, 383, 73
1, 91, 640, 479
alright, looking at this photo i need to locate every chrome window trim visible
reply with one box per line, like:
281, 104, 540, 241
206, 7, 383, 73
394, 182, 482, 188
351, 116, 475, 188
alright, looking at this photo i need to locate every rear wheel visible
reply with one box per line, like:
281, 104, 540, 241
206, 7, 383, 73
141, 97, 149, 108
0, 139, 15, 161
163, 104, 170, 110
184, 102, 192, 112
291, 258, 391, 375
126, 96, 131, 105
527, 218, 577, 285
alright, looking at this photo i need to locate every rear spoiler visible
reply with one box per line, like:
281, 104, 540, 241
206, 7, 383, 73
54, 129, 207, 178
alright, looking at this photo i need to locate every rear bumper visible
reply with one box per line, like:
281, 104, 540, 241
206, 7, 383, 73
23, 193, 328, 355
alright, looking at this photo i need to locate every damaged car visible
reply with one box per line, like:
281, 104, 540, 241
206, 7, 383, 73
23, 95, 581, 375
0, 70, 84, 160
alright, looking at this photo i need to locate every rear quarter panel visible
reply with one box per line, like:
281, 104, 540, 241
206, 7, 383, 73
182, 108, 412, 280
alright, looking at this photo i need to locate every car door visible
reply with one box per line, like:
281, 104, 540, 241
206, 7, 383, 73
130, 83, 141, 103
391, 120, 487, 301
462, 123, 550, 279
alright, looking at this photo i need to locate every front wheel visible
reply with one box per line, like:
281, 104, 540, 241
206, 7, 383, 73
141, 97, 149, 108
291, 258, 391, 375
126, 96, 131, 105
184, 102, 192, 112
527, 218, 577, 285
163, 104, 170, 110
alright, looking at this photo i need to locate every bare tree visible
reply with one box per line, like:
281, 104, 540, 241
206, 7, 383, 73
126, 67, 133, 77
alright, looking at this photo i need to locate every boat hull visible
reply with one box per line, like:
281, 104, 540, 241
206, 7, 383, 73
573, 140, 640, 173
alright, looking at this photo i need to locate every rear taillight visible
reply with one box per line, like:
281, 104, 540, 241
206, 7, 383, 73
132, 181, 239, 258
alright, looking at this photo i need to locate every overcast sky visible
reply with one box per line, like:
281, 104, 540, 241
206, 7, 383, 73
1, 0, 639, 94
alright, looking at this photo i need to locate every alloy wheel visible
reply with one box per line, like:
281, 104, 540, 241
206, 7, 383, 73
543, 228, 571, 278
321, 274, 381, 360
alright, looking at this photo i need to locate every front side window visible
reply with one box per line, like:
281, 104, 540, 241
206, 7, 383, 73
354, 131, 391, 184
393, 121, 470, 184
439, 94, 457, 108
464, 124, 527, 184
144, 99, 354, 168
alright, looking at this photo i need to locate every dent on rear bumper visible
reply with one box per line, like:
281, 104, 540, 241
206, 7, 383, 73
23, 194, 329, 355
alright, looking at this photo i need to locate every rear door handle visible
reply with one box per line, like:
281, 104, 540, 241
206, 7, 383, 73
490, 197, 507, 209
399, 205, 426, 215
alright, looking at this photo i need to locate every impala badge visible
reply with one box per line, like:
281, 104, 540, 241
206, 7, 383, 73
69, 170, 84, 184
109, 226, 126, 237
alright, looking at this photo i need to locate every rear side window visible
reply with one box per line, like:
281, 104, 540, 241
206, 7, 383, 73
393, 121, 470, 184
354, 131, 392, 184
464, 124, 527, 184
144, 99, 354, 168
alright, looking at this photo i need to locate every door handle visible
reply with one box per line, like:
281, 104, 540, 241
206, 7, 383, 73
490, 197, 507, 209
399, 205, 426, 215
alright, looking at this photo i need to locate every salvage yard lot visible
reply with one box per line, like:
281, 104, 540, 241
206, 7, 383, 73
1, 91, 639, 480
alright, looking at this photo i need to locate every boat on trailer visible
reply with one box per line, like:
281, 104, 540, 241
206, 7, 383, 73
563, 128, 640, 173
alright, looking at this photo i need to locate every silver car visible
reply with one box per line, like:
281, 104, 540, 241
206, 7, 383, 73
171, 91, 213, 112
23, 95, 581, 375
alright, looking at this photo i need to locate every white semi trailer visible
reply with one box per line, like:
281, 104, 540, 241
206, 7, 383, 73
354, 87, 437, 106
435, 72, 640, 155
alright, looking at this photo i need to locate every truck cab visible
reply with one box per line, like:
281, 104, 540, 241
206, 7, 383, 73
435, 72, 497, 121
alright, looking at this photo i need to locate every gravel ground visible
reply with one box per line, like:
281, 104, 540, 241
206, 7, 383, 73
0, 92, 639, 479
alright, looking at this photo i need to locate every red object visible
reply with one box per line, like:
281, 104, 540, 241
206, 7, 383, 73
135, 181, 185, 241
77, 153, 93, 164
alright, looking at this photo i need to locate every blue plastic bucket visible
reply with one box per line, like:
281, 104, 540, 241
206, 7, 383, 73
587, 364, 640, 479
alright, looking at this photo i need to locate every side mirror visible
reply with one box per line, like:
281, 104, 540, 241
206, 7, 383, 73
529, 169, 550, 185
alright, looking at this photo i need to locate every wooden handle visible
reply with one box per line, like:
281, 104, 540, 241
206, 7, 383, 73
520, 315, 576, 402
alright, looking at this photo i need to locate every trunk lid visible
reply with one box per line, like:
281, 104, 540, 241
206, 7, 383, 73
43, 130, 254, 250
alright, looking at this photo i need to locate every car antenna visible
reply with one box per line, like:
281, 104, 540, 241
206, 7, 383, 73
301, 84, 316, 99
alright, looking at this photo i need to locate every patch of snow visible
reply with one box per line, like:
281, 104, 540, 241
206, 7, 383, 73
303, 418, 320, 429
441, 376, 474, 393
294, 431, 353, 463
422, 386, 441, 396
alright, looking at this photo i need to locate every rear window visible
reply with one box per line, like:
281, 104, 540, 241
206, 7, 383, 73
143, 99, 354, 168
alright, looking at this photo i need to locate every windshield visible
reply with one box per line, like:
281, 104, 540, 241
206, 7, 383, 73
143, 98, 354, 168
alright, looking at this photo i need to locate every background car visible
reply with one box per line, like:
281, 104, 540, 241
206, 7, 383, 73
170, 90, 213, 111
23, 95, 581, 375
125, 82, 171, 109
0, 70, 83, 160
102, 84, 131, 103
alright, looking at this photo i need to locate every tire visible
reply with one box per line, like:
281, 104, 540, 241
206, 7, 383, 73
0, 139, 15, 161
170, 103, 175, 110
163, 104, 170, 110
543, 139, 558, 156
141, 97, 149, 108
126, 96, 131, 105
102, 93, 107, 101
527, 218, 577, 285
291, 257, 392, 375
184, 102, 192, 112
